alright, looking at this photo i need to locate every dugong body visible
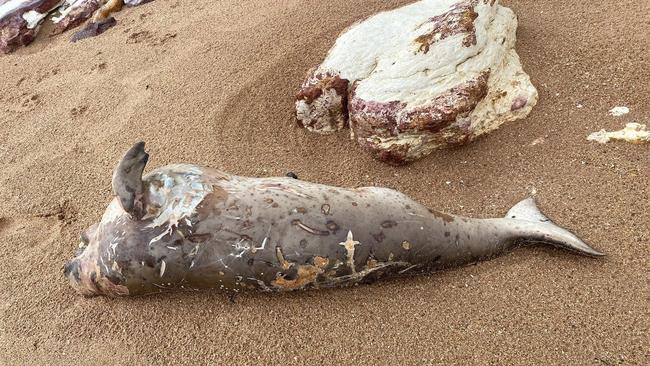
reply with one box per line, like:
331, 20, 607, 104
64, 143, 603, 297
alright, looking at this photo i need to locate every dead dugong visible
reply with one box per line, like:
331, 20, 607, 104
64, 142, 603, 297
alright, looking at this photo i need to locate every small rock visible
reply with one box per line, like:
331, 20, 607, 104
608, 106, 630, 117
588, 122, 649, 144
530, 137, 545, 146
71, 17, 117, 42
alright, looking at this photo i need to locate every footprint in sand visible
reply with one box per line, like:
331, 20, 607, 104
0, 201, 76, 240
139, 12, 153, 20
8, 93, 41, 113
0, 217, 30, 239
90, 62, 108, 73
0, 215, 62, 257
23, 94, 40, 109
1, 92, 41, 113
126, 30, 177, 46
36, 67, 61, 84
126, 30, 153, 44
70, 105, 89, 118
0, 217, 10, 232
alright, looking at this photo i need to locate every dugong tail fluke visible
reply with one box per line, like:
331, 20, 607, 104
505, 198, 604, 257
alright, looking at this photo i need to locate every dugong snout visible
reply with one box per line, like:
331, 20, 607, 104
63, 260, 80, 282
64, 222, 130, 297
63, 258, 96, 297
63, 256, 100, 297
63, 255, 129, 297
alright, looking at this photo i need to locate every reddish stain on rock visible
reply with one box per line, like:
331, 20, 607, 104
414, 0, 480, 53
511, 96, 528, 111
50, 0, 103, 36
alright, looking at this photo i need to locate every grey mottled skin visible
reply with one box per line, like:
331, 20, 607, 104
64, 143, 603, 297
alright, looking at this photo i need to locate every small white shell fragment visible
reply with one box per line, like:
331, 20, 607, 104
530, 137, 545, 146
587, 123, 649, 144
608, 106, 630, 117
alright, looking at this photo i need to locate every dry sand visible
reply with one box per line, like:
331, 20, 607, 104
0, 0, 648, 364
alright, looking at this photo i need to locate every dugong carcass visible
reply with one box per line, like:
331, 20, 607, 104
64, 142, 603, 297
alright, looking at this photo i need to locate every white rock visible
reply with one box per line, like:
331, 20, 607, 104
52, 0, 87, 24
296, 0, 538, 164
0, 0, 29, 22
0, 0, 64, 54
587, 123, 649, 144
608, 106, 630, 117
22, 9, 48, 29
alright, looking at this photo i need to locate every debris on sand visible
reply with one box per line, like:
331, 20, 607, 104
608, 106, 630, 117
0, 0, 62, 54
0, 0, 154, 53
70, 15, 116, 42
588, 123, 649, 144
51, 0, 102, 36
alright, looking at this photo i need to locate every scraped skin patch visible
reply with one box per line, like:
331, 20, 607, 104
295, 0, 538, 164
588, 123, 649, 144
64, 143, 604, 297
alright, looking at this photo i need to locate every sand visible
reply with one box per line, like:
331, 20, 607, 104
0, 0, 648, 364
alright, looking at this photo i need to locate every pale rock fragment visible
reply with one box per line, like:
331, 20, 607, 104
0, 0, 63, 53
608, 106, 630, 117
587, 123, 649, 144
50, 0, 102, 35
1, 0, 157, 52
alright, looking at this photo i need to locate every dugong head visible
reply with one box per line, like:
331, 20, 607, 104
63, 200, 141, 297
63, 142, 151, 296
63, 142, 223, 296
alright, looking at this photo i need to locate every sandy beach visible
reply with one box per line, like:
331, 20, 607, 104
0, 0, 648, 364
